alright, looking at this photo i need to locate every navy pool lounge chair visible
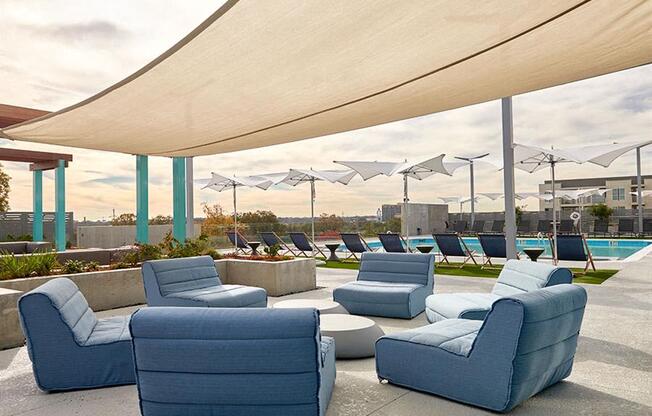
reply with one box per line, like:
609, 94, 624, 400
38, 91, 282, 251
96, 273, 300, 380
559, 219, 574, 233
592, 219, 609, 236
617, 218, 635, 236
643, 219, 652, 236
536, 219, 551, 234
226, 230, 251, 254
490, 219, 504, 233
340, 233, 374, 260
517, 220, 531, 236
260, 231, 296, 256
453, 221, 467, 234
377, 233, 410, 253
477, 233, 518, 267
288, 232, 327, 258
470, 220, 485, 234
550, 234, 596, 272
432, 233, 477, 267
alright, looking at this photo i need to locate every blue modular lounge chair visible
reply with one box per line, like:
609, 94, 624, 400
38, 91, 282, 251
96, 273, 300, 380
226, 230, 252, 254
490, 219, 505, 233
333, 252, 434, 319
141, 255, 267, 307
130, 307, 335, 416
550, 234, 596, 272
477, 233, 518, 268
260, 231, 297, 255
432, 233, 477, 267
377, 232, 410, 253
424, 259, 572, 323
288, 232, 327, 258
377, 284, 587, 413
17, 278, 135, 391
340, 232, 374, 260
617, 218, 635, 236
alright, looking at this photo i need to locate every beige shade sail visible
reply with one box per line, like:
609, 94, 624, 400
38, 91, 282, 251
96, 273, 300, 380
2, 0, 652, 156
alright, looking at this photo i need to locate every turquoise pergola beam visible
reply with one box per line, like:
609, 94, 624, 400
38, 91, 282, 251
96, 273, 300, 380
32, 170, 43, 241
55, 159, 66, 251
136, 155, 149, 243
172, 157, 187, 241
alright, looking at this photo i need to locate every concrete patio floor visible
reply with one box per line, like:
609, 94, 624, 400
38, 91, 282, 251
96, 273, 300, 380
1, 255, 650, 416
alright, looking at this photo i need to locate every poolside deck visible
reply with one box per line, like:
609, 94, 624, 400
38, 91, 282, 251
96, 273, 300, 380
1, 255, 650, 416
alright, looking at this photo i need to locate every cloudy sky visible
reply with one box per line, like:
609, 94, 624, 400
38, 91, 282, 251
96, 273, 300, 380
1, 0, 651, 221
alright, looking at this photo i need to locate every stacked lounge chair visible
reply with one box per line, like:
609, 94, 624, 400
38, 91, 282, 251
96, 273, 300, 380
432, 233, 477, 267
377, 232, 410, 253
550, 234, 596, 272
288, 232, 327, 258
260, 231, 296, 255
340, 232, 374, 260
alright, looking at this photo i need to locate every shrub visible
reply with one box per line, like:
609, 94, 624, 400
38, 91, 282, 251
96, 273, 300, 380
263, 244, 281, 257
60, 260, 100, 274
0, 251, 58, 280
589, 204, 613, 221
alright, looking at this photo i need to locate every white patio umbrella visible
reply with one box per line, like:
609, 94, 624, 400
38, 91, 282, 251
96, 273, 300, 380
335, 155, 453, 249
453, 153, 490, 227
202, 172, 274, 250
437, 196, 479, 221
280, 169, 356, 251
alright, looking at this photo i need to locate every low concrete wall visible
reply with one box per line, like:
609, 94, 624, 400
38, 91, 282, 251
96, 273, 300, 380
219, 258, 316, 296
77, 224, 202, 249
0, 288, 23, 350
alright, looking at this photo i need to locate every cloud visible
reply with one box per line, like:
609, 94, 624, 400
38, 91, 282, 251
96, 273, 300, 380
82, 175, 133, 186
18, 20, 130, 44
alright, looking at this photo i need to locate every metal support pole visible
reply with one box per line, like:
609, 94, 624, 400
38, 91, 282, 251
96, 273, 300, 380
551, 162, 558, 264
136, 155, 149, 243
172, 157, 186, 241
233, 184, 238, 250
469, 161, 475, 227
403, 173, 409, 242
55, 160, 66, 251
185, 157, 194, 238
310, 179, 316, 257
501, 97, 518, 259
636, 147, 643, 235
32, 170, 43, 241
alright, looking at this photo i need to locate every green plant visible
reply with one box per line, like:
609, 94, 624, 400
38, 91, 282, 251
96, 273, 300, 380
515, 206, 524, 225
589, 203, 613, 221
61, 259, 86, 274
5, 233, 33, 241
263, 244, 281, 257
0, 251, 58, 280
117, 243, 163, 267
0, 163, 10, 212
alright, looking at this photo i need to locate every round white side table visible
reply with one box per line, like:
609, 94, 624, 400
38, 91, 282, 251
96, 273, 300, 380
272, 299, 348, 315
319, 314, 385, 358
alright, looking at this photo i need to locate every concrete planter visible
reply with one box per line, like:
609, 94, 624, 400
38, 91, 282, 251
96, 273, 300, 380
217, 258, 316, 297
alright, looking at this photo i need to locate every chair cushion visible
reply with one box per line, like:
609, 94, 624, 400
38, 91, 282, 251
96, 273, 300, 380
358, 252, 434, 286
380, 319, 482, 356
492, 260, 572, 297
168, 285, 267, 307
425, 293, 499, 323
143, 256, 222, 297
334, 281, 424, 304
84, 316, 131, 346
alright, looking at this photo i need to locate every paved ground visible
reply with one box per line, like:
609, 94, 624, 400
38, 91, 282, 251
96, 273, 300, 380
1, 256, 650, 416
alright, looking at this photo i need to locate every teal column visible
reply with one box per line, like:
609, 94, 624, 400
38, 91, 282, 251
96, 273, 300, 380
172, 157, 186, 241
136, 155, 149, 243
32, 170, 43, 241
55, 160, 66, 251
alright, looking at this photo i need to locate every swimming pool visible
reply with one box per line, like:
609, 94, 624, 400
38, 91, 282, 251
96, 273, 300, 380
360, 237, 652, 260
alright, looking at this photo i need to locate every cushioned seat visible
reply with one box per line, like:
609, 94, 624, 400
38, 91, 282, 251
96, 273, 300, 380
377, 284, 588, 412
425, 259, 572, 323
130, 307, 335, 416
18, 278, 135, 391
141, 255, 267, 307
333, 252, 435, 318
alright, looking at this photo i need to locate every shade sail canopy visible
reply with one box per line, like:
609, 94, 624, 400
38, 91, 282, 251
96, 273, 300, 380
281, 169, 356, 186
2, 0, 651, 156
335, 155, 452, 180
202, 172, 273, 192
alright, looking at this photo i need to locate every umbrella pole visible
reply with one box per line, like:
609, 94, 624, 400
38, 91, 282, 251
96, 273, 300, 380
636, 147, 643, 235
233, 184, 238, 252
551, 162, 558, 264
469, 161, 475, 227
311, 179, 315, 257
403, 173, 409, 250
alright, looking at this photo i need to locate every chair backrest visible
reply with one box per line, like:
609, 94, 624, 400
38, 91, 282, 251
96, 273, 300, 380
471, 220, 485, 233
433, 233, 465, 257
377, 233, 406, 253
644, 218, 652, 233
289, 232, 314, 251
593, 219, 609, 233
19, 278, 98, 350
492, 259, 572, 297
130, 307, 326, 415
472, 284, 587, 412
536, 219, 550, 233
554, 234, 588, 261
226, 231, 249, 248
477, 233, 506, 258
453, 221, 467, 233
517, 221, 530, 233
357, 252, 434, 287
491, 220, 505, 233
559, 219, 573, 233
142, 256, 221, 300
340, 233, 368, 253
618, 218, 634, 232
260, 232, 282, 247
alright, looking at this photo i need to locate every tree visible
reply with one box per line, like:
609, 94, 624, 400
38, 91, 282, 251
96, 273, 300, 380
589, 203, 613, 221
315, 213, 345, 233
111, 213, 136, 225
238, 210, 285, 234
201, 203, 234, 236
149, 214, 173, 225
0, 163, 10, 212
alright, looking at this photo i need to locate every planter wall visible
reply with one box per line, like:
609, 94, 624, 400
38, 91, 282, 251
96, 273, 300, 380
0, 257, 316, 350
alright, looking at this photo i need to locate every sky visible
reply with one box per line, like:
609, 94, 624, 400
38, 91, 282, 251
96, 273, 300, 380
1, 0, 651, 221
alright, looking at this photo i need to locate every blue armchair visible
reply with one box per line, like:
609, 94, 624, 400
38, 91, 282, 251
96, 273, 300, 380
130, 307, 335, 416
17, 278, 135, 391
333, 252, 435, 319
141, 255, 267, 307
425, 259, 572, 323
377, 284, 587, 412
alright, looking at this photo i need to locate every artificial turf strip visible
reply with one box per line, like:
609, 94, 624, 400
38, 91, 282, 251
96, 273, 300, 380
318, 261, 617, 284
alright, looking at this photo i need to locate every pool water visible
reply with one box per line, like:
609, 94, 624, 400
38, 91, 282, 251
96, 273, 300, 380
360, 237, 651, 260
